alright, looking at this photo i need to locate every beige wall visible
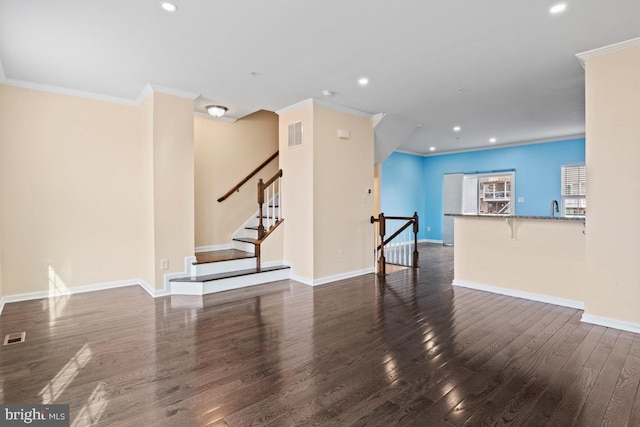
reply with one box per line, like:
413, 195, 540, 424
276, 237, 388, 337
0, 85, 142, 295
313, 106, 374, 279
139, 94, 155, 288
0, 85, 196, 297
149, 92, 195, 289
454, 217, 585, 304
194, 111, 279, 249
279, 104, 315, 279
584, 44, 640, 324
279, 101, 375, 282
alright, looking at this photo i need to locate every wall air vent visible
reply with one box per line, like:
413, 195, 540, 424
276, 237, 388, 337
288, 121, 303, 147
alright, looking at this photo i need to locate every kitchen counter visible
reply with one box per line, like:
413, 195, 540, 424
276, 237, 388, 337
451, 214, 585, 309
445, 213, 585, 221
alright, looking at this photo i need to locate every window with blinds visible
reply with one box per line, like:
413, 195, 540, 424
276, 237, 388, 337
561, 164, 586, 217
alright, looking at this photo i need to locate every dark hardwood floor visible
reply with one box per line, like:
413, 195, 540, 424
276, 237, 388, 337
1, 243, 639, 426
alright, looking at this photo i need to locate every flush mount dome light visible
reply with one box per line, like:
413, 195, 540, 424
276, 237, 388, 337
358, 77, 369, 86
453, 126, 461, 132
489, 137, 497, 143
206, 105, 228, 117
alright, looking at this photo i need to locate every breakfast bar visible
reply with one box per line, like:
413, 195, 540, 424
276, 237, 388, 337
448, 214, 586, 309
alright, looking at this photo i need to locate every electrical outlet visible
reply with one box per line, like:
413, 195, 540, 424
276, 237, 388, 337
160, 259, 169, 270
518, 197, 525, 203
427, 226, 431, 232
338, 249, 343, 259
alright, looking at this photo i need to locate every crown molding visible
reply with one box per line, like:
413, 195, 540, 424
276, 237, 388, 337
1, 77, 140, 106
371, 112, 386, 127
0, 77, 199, 107
400, 133, 586, 158
135, 83, 200, 104
576, 36, 640, 69
276, 97, 375, 119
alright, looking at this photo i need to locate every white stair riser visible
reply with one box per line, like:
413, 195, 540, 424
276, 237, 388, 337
191, 257, 257, 277
232, 240, 255, 253
171, 269, 291, 296
236, 228, 259, 239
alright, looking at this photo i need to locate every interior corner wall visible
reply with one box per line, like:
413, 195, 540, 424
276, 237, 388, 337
194, 111, 280, 249
313, 106, 374, 279
279, 104, 315, 281
150, 92, 195, 290
0, 85, 142, 296
139, 94, 156, 288
584, 44, 640, 325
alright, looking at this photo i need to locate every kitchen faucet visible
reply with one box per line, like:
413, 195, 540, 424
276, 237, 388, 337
550, 200, 559, 217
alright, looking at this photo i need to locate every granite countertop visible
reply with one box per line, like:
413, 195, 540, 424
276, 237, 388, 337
445, 213, 585, 221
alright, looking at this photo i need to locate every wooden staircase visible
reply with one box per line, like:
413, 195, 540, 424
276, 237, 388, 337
170, 153, 288, 296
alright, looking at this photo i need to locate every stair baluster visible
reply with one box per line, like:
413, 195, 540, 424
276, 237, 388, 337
256, 169, 284, 271
371, 212, 419, 275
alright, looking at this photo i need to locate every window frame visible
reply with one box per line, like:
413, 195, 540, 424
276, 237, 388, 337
561, 164, 586, 218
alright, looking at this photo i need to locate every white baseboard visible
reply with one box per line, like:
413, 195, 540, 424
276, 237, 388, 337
420, 239, 444, 244
581, 313, 640, 334
0, 278, 144, 307
195, 244, 232, 253
452, 279, 585, 310
0, 256, 196, 314
289, 273, 313, 286
138, 280, 156, 297
291, 267, 376, 287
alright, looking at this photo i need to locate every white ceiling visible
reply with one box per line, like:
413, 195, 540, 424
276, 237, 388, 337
1, 0, 639, 155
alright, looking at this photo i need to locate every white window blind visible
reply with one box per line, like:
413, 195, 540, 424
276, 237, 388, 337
561, 165, 586, 196
561, 164, 586, 217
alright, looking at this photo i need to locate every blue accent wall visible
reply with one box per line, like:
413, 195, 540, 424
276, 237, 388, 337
381, 138, 585, 241
379, 151, 426, 239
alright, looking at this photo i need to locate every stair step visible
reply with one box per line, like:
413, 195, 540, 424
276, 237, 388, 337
171, 265, 290, 283
232, 237, 257, 244
194, 249, 254, 265
245, 226, 259, 231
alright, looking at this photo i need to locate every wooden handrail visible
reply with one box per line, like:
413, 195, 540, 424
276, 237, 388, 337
256, 169, 284, 271
217, 151, 279, 202
371, 212, 419, 275
263, 169, 283, 188
379, 220, 413, 250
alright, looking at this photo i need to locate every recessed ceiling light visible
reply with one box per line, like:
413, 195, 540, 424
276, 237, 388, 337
453, 126, 461, 132
358, 77, 369, 86
549, 3, 567, 14
161, 2, 178, 12
489, 137, 497, 143
429, 147, 436, 152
